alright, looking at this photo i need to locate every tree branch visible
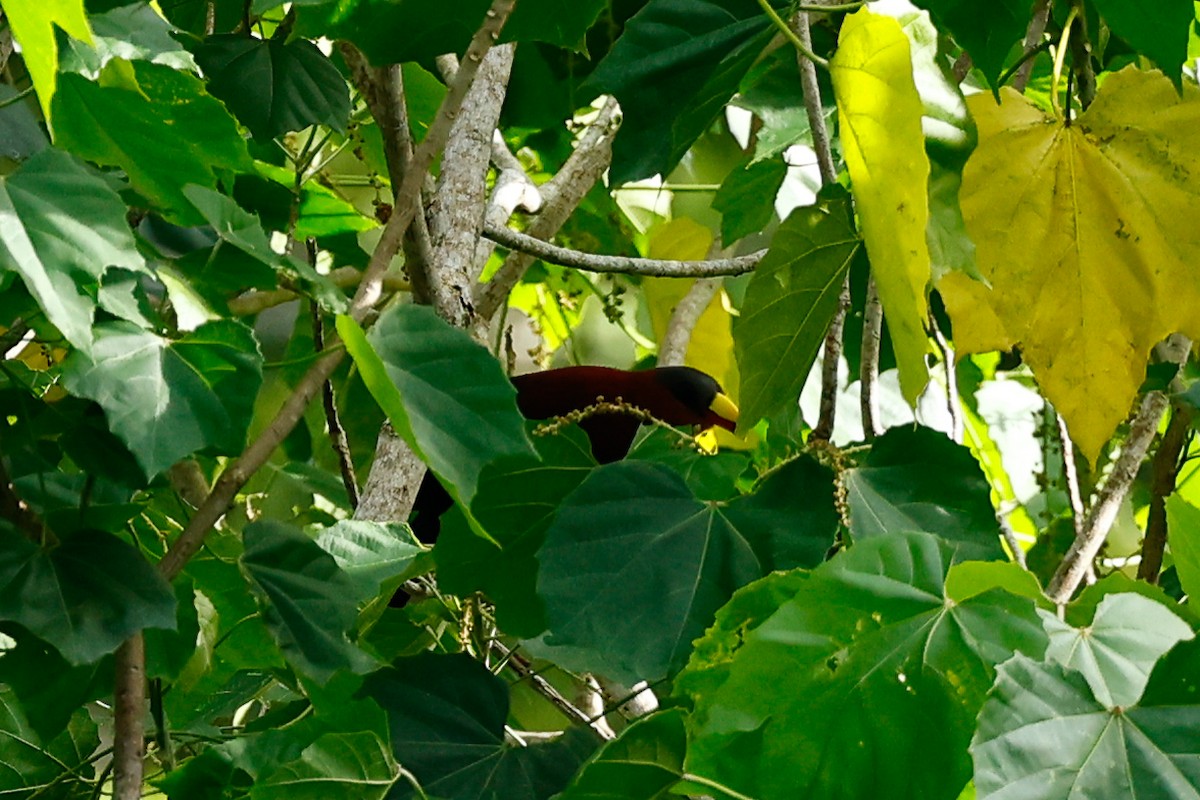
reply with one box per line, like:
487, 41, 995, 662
1139, 402, 1192, 584
1046, 335, 1193, 604
111, 634, 146, 800
659, 278, 721, 366
475, 97, 621, 320
426, 43, 515, 328
157, 0, 518, 582
482, 222, 762, 277
791, 10, 845, 443
311, 300, 359, 509
859, 276, 882, 440
227, 269, 410, 316
1013, 0, 1051, 93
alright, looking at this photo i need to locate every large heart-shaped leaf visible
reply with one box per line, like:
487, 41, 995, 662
957, 68, 1200, 463
972, 639, 1200, 799
1, 0, 92, 119
843, 425, 1005, 562
250, 731, 397, 800
195, 35, 350, 140
908, 0, 1029, 90
1041, 593, 1194, 708
733, 194, 860, 430
239, 521, 375, 680
360, 653, 598, 800
0, 529, 176, 664
682, 532, 1047, 800
557, 709, 687, 800
62, 319, 262, 479
584, 0, 772, 184
533, 456, 839, 684
0, 148, 145, 351
52, 60, 251, 224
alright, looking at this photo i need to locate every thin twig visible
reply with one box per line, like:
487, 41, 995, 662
658, 279, 721, 366
1013, 0, 1051, 93
156, 0, 518, 583
859, 276, 882, 440
1056, 411, 1086, 539
1139, 403, 1192, 584
227, 269, 410, 316
483, 222, 763, 277
475, 97, 621, 320
0, 456, 44, 543
111, 635, 146, 800
310, 284, 360, 509
930, 313, 961, 442
758, 0, 829, 68
493, 642, 613, 739
792, 10, 845, 443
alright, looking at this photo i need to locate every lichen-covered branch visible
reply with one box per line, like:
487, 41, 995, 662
659, 279, 721, 366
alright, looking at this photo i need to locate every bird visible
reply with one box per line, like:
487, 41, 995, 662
408, 365, 739, 543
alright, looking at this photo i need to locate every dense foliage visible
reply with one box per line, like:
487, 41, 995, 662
2, 0, 1200, 798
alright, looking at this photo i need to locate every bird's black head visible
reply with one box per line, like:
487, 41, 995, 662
652, 367, 739, 431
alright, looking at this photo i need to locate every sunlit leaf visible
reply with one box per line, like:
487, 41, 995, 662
1, 0, 92, 119
830, 9, 933, 403
683, 532, 1047, 800
314, 520, 428, 599
972, 639, 1200, 799
1165, 495, 1200, 603
0, 148, 145, 351
53, 60, 252, 224
958, 68, 1200, 462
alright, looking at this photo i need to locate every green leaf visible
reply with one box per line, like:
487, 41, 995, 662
338, 305, 534, 507
584, 0, 772, 184
972, 639, 1200, 799
183, 185, 349, 313
52, 60, 252, 224
434, 425, 596, 638
1091, 0, 1193, 87
683, 532, 1048, 800
250, 731, 398, 800
0, 693, 99, 796
733, 45, 832, 163
557, 708, 687, 800
194, 35, 350, 140
360, 653, 598, 799
502, 0, 609, 49
0, 148, 145, 351
314, 520, 428, 599
62, 319, 263, 479
843, 425, 1005, 562
59, 3, 197, 75
0, 528, 176, 664
909, 0, 1030, 90
0, 0, 92, 119
533, 457, 838, 684
1041, 593, 1194, 708
713, 158, 787, 244
0, 628, 111, 742
733, 196, 859, 430
830, 9, 933, 403
240, 521, 376, 681
1165, 494, 1200, 603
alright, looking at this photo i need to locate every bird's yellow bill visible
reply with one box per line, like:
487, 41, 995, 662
694, 427, 720, 455
709, 392, 739, 425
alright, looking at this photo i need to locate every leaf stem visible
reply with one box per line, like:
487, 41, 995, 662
683, 773, 760, 800
757, 0, 830, 69
1049, 4, 1079, 121
0, 85, 33, 109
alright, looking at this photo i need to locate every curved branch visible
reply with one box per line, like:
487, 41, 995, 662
659, 278, 721, 366
482, 222, 763, 277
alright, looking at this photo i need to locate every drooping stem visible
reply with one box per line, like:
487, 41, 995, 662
859, 276, 882, 440
1139, 403, 1192, 583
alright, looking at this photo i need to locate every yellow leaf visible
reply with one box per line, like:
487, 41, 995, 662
960, 67, 1200, 463
831, 8, 933, 404
644, 218, 745, 449
936, 271, 1014, 356
4, 0, 92, 122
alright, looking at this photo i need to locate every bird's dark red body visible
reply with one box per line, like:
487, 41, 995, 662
409, 365, 737, 542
